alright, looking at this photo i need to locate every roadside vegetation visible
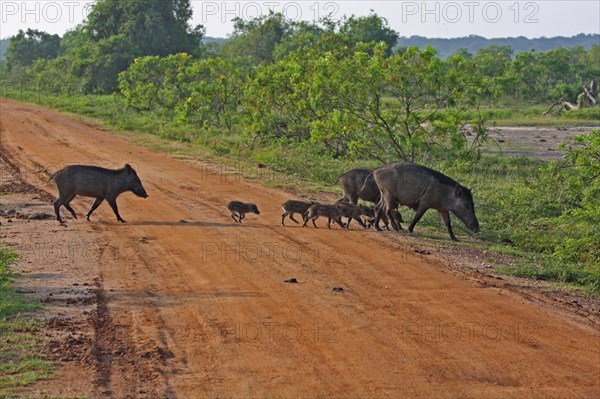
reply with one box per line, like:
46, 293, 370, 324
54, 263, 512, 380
0, 246, 55, 394
0, 0, 598, 295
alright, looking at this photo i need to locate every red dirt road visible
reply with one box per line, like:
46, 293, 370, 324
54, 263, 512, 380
1, 99, 599, 398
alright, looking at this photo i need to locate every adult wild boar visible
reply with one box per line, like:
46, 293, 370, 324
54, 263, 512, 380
336, 169, 379, 204
373, 163, 480, 241
49, 164, 148, 223
356, 172, 381, 203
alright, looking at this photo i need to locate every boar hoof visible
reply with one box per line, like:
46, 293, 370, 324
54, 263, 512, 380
118, 219, 127, 223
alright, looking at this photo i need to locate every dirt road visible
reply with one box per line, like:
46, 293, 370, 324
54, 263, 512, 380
1, 99, 599, 398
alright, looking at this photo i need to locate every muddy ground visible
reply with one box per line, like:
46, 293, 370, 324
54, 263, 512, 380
484, 125, 597, 159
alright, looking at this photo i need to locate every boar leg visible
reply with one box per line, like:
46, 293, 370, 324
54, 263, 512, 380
303, 215, 318, 227
387, 207, 402, 231
239, 213, 245, 223
345, 217, 352, 228
439, 211, 459, 242
382, 197, 401, 231
288, 213, 300, 224
54, 192, 75, 223
53, 199, 64, 222
63, 203, 78, 219
380, 214, 390, 230
281, 211, 289, 225
231, 212, 243, 223
354, 216, 367, 229
408, 207, 427, 234
335, 217, 346, 229
107, 198, 126, 223
373, 201, 385, 231
62, 194, 77, 219
85, 197, 104, 221
393, 209, 404, 224
301, 212, 309, 225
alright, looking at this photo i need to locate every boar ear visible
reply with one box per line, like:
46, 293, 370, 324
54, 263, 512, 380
455, 184, 465, 197
124, 164, 133, 173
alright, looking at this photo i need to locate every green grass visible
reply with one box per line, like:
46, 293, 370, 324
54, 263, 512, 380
2, 87, 599, 296
0, 246, 55, 395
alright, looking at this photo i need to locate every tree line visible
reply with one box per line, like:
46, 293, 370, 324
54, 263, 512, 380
1, 0, 599, 163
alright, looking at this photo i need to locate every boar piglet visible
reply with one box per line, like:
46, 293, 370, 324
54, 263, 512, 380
49, 164, 148, 224
302, 204, 346, 229
227, 201, 260, 223
281, 200, 317, 225
335, 202, 370, 229
362, 204, 402, 230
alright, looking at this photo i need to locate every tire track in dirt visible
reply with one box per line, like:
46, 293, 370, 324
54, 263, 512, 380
1, 98, 599, 398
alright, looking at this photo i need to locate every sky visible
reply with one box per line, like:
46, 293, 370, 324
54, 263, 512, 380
1, 0, 599, 40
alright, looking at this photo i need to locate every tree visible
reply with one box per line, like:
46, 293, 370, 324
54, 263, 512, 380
308, 44, 487, 161
244, 41, 488, 162
85, 0, 204, 57
119, 54, 248, 129
221, 12, 291, 64
474, 45, 512, 77
338, 12, 399, 56
273, 20, 327, 61
70, 35, 139, 93
5, 29, 60, 69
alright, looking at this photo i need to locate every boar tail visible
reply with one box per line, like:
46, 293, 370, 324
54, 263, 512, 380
46, 171, 58, 182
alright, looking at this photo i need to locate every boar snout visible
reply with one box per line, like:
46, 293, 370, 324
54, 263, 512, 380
134, 187, 149, 198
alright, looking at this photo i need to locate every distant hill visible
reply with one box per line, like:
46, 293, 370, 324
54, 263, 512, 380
0, 38, 9, 63
1, 34, 598, 64
202, 36, 228, 45
397, 34, 600, 59
201, 34, 599, 58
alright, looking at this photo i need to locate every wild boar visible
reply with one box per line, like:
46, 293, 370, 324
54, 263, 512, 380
227, 201, 260, 223
336, 169, 380, 204
335, 201, 369, 229
281, 200, 316, 225
373, 163, 480, 241
357, 172, 381, 203
361, 204, 404, 230
49, 164, 148, 223
302, 204, 346, 229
